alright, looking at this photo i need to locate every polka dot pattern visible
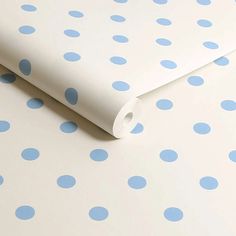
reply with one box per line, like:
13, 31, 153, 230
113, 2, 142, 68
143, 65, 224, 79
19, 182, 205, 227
214, 56, 229, 66
112, 81, 130, 91
21, 148, 40, 161
15, 206, 35, 220
131, 123, 144, 134
160, 149, 178, 162
19, 25, 35, 34
160, 60, 177, 69
128, 176, 147, 189
19, 59, 31, 76
27, 98, 44, 109
156, 99, 173, 110
60, 121, 78, 133
200, 176, 218, 190
65, 88, 78, 105
220, 100, 236, 111
89, 207, 109, 221
0, 73, 16, 83
187, 76, 204, 86
90, 149, 108, 161
193, 122, 211, 134
0, 120, 10, 132
64, 52, 81, 62
57, 175, 76, 188
164, 207, 183, 222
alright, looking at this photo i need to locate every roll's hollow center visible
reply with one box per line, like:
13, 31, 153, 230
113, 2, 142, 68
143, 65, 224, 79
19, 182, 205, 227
123, 112, 133, 125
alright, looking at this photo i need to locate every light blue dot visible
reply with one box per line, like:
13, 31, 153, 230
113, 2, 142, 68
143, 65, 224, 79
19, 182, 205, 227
164, 207, 183, 222
156, 99, 173, 110
112, 35, 128, 43
110, 15, 126, 22
131, 123, 144, 134
89, 207, 109, 221
187, 76, 204, 86
64, 29, 80, 37
200, 176, 218, 190
156, 18, 172, 26
65, 88, 78, 105
128, 176, 147, 189
197, 19, 212, 27
60, 121, 78, 133
21, 148, 39, 161
90, 149, 108, 161
160, 149, 178, 162
19, 25, 35, 34
203, 41, 219, 49
160, 60, 177, 69
229, 150, 236, 162
21, 4, 37, 12
69, 10, 84, 18
15, 206, 35, 220
110, 56, 127, 65
112, 81, 130, 91
153, 0, 168, 4
0, 176, 3, 185
19, 59, 31, 76
156, 38, 172, 46
193, 122, 211, 134
57, 175, 76, 188
64, 52, 81, 62
220, 100, 236, 111
27, 98, 44, 109
0, 121, 10, 132
214, 56, 229, 66
0, 73, 16, 83
114, 0, 128, 3
197, 0, 211, 5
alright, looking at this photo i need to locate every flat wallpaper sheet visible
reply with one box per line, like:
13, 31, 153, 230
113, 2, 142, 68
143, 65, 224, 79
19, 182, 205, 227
0, 1, 236, 236
0, 50, 236, 236
1, 0, 236, 136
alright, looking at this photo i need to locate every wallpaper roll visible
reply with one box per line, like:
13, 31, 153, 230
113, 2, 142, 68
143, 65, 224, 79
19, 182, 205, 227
1, 0, 236, 137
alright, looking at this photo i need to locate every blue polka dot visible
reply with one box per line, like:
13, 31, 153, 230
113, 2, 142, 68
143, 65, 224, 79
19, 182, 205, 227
156, 18, 172, 26
15, 206, 35, 220
69, 10, 84, 18
57, 175, 76, 188
128, 176, 147, 189
110, 15, 126, 22
156, 99, 173, 110
0, 73, 16, 83
65, 88, 78, 105
193, 122, 211, 134
0, 121, 10, 132
214, 56, 229, 66
220, 100, 236, 111
114, 0, 128, 3
153, 0, 168, 4
160, 60, 177, 69
110, 56, 127, 65
0, 176, 4, 185
156, 38, 172, 46
21, 148, 39, 161
19, 59, 31, 76
131, 123, 144, 134
64, 29, 80, 37
60, 121, 78, 133
112, 81, 130, 91
229, 150, 236, 162
64, 52, 81, 62
164, 207, 183, 222
197, 0, 211, 5
89, 207, 109, 221
203, 41, 219, 49
90, 149, 108, 161
27, 98, 44, 109
187, 76, 204, 86
21, 4, 37, 12
200, 176, 218, 190
19, 25, 35, 34
197, 19, 212, 27
160, 149, 178, 162
112, 35, 128, 43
